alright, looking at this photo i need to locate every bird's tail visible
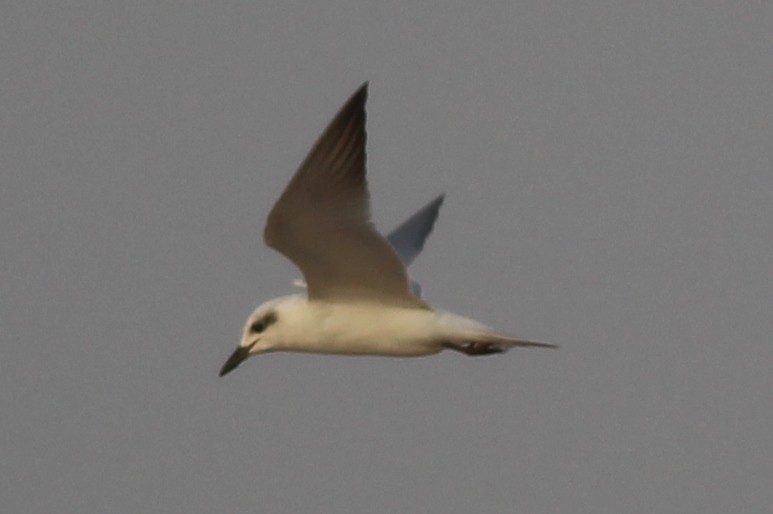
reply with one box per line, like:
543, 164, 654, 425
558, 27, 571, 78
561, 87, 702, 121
444, 332, 558, 356
434, 311, 557, 356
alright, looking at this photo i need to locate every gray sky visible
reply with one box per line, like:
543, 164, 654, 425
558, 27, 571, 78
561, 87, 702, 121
2, 2, 772, 513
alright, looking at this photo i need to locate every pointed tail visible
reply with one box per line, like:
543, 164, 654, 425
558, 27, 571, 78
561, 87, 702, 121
444, 332, 558, 356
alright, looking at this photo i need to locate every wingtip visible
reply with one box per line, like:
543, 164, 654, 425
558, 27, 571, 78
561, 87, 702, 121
416, 194, 445, 218
425, 194, 445, 222
352, 81, 369, 103
328, 82, 368, 124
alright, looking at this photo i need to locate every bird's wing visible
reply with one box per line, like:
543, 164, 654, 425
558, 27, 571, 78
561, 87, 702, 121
264, 83, 428, 309
292, 195, 444, 296
386, 194, 444, 267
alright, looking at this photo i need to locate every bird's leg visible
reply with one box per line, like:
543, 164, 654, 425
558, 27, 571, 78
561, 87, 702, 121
442, 341, 505, 356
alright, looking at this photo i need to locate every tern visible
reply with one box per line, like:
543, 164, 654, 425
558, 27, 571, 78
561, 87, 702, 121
219, 83, 555, 377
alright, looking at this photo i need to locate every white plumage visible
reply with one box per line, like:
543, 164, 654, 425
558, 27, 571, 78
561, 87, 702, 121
219, 84, 555, 377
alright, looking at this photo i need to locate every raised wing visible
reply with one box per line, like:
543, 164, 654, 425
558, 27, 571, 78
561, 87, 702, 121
386, 194, 444, 267
264, 83, 428, 309
291, 194, 444, 297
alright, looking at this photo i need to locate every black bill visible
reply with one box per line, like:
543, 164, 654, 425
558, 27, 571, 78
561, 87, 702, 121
219, 346, 250, 377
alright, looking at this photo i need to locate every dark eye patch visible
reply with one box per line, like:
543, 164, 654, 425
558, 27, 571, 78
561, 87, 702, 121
250, 311, 277, 334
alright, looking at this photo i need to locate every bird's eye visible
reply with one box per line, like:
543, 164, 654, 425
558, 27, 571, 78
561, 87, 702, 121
249, 311, 277, 334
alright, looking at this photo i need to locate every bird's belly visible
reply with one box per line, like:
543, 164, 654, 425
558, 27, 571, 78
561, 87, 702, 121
293, 331, 441, 356
309, 339, 440, 357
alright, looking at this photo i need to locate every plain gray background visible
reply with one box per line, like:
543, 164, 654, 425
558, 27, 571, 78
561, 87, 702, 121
2, 1, 772, 513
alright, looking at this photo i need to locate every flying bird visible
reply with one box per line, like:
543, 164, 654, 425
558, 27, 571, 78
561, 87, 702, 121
219, 83, 555, 377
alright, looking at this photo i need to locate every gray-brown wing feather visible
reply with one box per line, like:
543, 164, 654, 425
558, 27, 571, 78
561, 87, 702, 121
264, 84, 428, 309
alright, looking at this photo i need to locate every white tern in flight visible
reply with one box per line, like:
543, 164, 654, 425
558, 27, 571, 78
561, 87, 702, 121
219, 83, 555, 376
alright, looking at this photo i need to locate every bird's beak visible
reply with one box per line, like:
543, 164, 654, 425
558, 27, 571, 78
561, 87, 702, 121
219, 346, 250, 377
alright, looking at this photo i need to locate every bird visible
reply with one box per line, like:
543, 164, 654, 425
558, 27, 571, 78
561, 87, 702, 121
219, 83, 556, 377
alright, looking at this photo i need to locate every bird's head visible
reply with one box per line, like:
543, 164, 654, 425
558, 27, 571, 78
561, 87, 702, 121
218, 297, 288, 377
